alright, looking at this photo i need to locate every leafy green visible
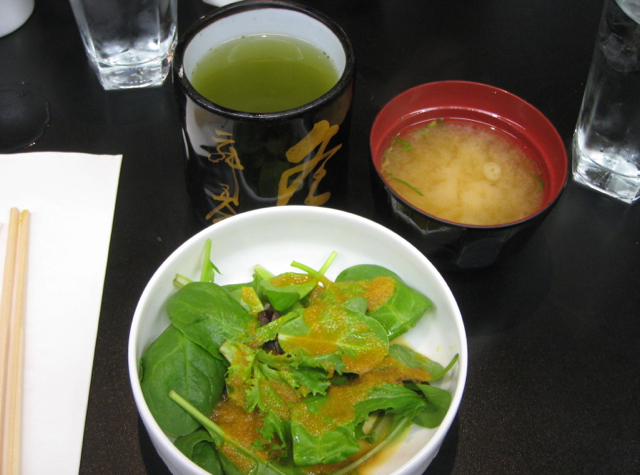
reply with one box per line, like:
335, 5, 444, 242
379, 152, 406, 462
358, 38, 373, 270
174, 429, 223, 474
335, 264, 433, 340
389, 344, 459, 382
388, 344, 444, 380
331, 415, 413, 475
353, 383, 427, 421
142, 251, 458, 474
218, 451, 247, 475
166, 282, 256, 359
289, 383, 426, 466
258, 272, 318, 313
278, 304, 389, 375
219, 339, 257, 407
344, 296, 368, 314
254, 350, 331, 396
139, 325, 225, 437
407, 382, 453, 429
227, 285, 265, 316
169, 391, 302, 475
291, 419, 360, 466
199, 239, 221, 283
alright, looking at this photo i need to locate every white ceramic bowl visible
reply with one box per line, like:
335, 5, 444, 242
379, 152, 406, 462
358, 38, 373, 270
128, 206, 467, 475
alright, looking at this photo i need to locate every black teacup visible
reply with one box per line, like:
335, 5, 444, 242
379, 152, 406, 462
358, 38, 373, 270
174, 0, 355, 224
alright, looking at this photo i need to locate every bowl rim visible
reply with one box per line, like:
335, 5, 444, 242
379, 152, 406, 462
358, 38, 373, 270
128, 206, 468, 475
369, 80, 568, 230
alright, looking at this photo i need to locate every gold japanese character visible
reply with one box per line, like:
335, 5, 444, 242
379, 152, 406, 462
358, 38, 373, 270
277, 120, 342, 206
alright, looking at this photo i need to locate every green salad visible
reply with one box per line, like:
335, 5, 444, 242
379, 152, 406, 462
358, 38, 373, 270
139, 241, 458, 475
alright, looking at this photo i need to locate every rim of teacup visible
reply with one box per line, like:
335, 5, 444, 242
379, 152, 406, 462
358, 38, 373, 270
173, 0, 355, 122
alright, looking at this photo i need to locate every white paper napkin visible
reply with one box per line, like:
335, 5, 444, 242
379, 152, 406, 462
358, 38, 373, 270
0, 152, 122, 474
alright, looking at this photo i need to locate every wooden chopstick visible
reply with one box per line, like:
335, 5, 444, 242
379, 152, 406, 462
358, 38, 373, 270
0, 208, 20, 457
0, 208, 30, 475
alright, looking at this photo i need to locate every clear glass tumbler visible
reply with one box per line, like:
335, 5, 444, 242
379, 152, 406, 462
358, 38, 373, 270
573, 0, 640, 203
68, 0, 177, 90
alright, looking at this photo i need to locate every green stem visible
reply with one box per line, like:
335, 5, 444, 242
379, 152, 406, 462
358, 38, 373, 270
169, 390, 293, 475
331, 416, 413, 475
169, 390, 224, 438
290, 261, 333, 288
430, 353, 459, 381
318, 251, 338, 275
254, 264, 275, 281
199, 239, 221, 282
173, 274, 193, 288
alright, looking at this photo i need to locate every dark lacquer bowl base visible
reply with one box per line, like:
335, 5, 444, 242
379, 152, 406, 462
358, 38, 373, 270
370, 81, 568, 271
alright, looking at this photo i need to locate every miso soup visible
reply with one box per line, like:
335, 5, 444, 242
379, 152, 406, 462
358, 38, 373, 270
380, 120, 544, 226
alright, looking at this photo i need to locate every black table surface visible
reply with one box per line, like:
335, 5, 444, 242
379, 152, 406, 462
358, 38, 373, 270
1, 0, 639, 474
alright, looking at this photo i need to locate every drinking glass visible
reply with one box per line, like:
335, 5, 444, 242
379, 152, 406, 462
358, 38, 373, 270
68, 0, 177, 90
573, 0, 640, 203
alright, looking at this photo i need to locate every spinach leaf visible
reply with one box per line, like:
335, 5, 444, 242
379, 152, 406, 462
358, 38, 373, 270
289, 383, 425, 466
251, 310, 301, 347
388, 344, 444, 381
219, 340, 257, 408
169, 391, 302, 475
139, 325, 225, 437
174, 429, 223, 474
290, 419, 360, 466
390, 344, 459, 382
167, 282, 256, 359
331, 415, 413, 475
335, 264, 433, 340
258, 272, 318, 313
255, 350, 331, 396
217, 450, 247, 475
259, 408, 291, 453
226, 286, 265, 316
344, 296, 368, 314
407, 382, 453, 429
224, 274, 264, 315
353, 382, 427, 421
278, 304, 389, 375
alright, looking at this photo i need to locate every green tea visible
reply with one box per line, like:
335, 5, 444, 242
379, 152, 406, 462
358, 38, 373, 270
191, 34, 340, 113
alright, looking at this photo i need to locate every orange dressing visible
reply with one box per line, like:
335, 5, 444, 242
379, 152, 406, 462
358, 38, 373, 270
259, 378, 302, 420
307, 278, 396, 311
209, 275, 428, 474
271, 272, 316, 287
223, 343, 254, 408
240, 286, 264, 316
286, 302, 388, 374
211, 396, 268, 473
363, 277, 395, 312
293, 356, 431, 436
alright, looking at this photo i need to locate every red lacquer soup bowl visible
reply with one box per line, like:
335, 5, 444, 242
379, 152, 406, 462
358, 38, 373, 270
370, 81, 567, 271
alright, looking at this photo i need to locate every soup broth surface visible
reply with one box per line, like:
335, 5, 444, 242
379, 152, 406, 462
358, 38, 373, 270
380, 120, 544, 226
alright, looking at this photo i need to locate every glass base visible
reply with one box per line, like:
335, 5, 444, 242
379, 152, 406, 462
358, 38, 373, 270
88, 50, 174, 90
572, 137, 640, 204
